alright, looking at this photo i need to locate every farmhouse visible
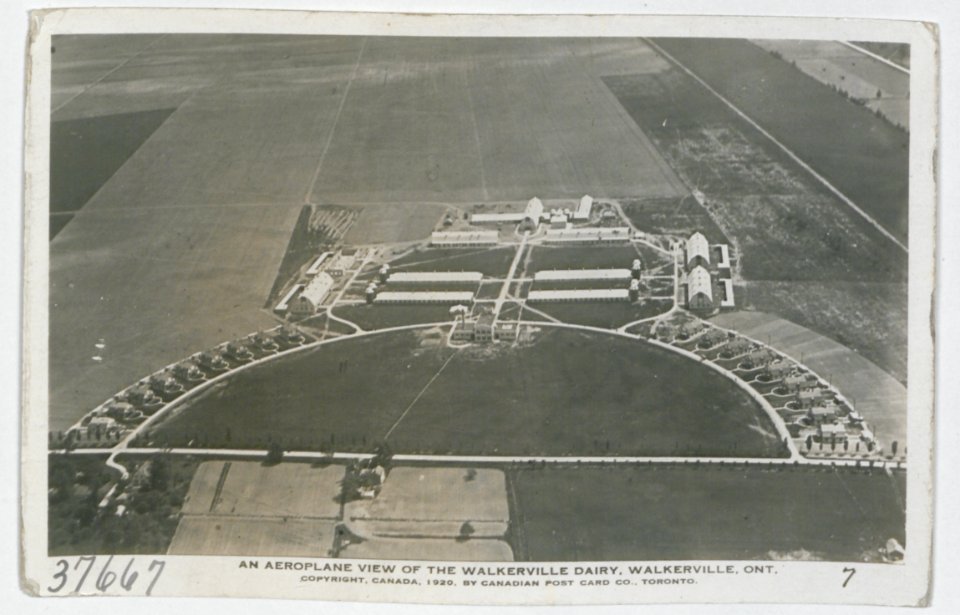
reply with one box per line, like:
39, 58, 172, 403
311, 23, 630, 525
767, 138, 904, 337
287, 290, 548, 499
373, 291, 475, 305
686, 232, 710, 270
573, 195, 593, 221
430, 231, 499, 247
808, 404, 838, 424
291, 272, 335, 315
388, 271, 483, 284
533, 268, 632, 282
527, 289, 630, 303
544, 227, 631, 244
685, 266, 713, 311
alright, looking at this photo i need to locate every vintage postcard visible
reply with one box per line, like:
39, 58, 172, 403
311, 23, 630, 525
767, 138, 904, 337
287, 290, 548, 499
20, 8, 937, 606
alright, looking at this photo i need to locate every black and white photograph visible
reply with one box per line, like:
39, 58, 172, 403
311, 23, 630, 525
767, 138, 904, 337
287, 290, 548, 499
18, 7, 939, 607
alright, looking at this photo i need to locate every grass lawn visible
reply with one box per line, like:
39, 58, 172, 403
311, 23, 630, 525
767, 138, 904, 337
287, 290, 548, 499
151, 328, 786, 458
650, 38, 909, 242
50, 108, 176, 239
510, 463, 905, 562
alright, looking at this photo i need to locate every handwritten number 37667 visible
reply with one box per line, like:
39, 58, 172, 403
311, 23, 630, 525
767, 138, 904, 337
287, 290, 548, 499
48, 556, 165, 595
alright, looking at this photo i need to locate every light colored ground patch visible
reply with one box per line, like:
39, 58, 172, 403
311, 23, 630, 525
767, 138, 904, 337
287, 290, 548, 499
181, 461, 345, 518
168, 517, 338, 557
345, 467, 509, 538
751, 40, 909, 129
711, 311, 906, 449
339, 537, 513, 561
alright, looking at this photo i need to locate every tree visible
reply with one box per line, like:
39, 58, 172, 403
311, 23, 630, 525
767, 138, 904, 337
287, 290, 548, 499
457, 521, 475, 542
266, 441, 284, 465
805, 435, 813, 451
891, 440, 899, 456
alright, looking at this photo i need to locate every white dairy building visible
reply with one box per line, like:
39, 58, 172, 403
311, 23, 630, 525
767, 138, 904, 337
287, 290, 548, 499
527, 289, 630, 302
533, 269, 632, 282
430, 231, 499, 247
291, 272, 335, 315
373, 291, 475, 305
387, 271, 483, 284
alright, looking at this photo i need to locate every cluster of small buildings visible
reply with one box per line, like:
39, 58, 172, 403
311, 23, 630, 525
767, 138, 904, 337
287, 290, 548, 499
682, 231, 734, 312
277, 248, 364, 317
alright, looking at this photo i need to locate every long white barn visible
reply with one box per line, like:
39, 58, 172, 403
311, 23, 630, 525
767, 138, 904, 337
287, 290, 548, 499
388, 271, 483, 284
533, 268, 632, 281
527, 289, 629, 302
374, 291, 475, 305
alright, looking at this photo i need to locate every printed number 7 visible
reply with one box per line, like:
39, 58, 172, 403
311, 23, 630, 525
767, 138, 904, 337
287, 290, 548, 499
842, 567, 856, 588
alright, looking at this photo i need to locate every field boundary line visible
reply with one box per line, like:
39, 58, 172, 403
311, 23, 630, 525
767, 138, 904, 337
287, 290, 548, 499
302, 37, 368, 203
62, 447, 906, 469
643, 38, 908, 254
52, 34, 169, 115
837, 41, 911, 75
382, 349, 463, 441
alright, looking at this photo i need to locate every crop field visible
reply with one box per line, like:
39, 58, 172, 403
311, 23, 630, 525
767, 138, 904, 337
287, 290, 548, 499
345, 467, 510, 538
344, 203, 446, 245
751, 40, 910, 129
510, 464, 906, 562
50, 108, 176, 238
180, 461, 344, 517
168, 461, 344, 556
525, 245, 642, 273
388, 246, 516, 276
304, 37, 686, 204
622, 197, 729, 244
649, 38, 909, 242
168, 517, 339, 557
151, 328, 786, 457
602, 49, 908, 378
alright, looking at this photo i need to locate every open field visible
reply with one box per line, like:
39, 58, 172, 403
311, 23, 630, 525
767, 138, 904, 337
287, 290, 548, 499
50, 108, 176, 238
305, 37, 687, 203
602, 52, 907, 378
511, 464, 905, 562
751, 40, 909, 129
50, 35, 685, 431
346, 467, 509, 538
169, 460, 345, 556
168, 517, 338, 557
649, 38, 909, 242
151, 328, 785, 457
180, 461, 344, 517
711, 310, 907, 449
